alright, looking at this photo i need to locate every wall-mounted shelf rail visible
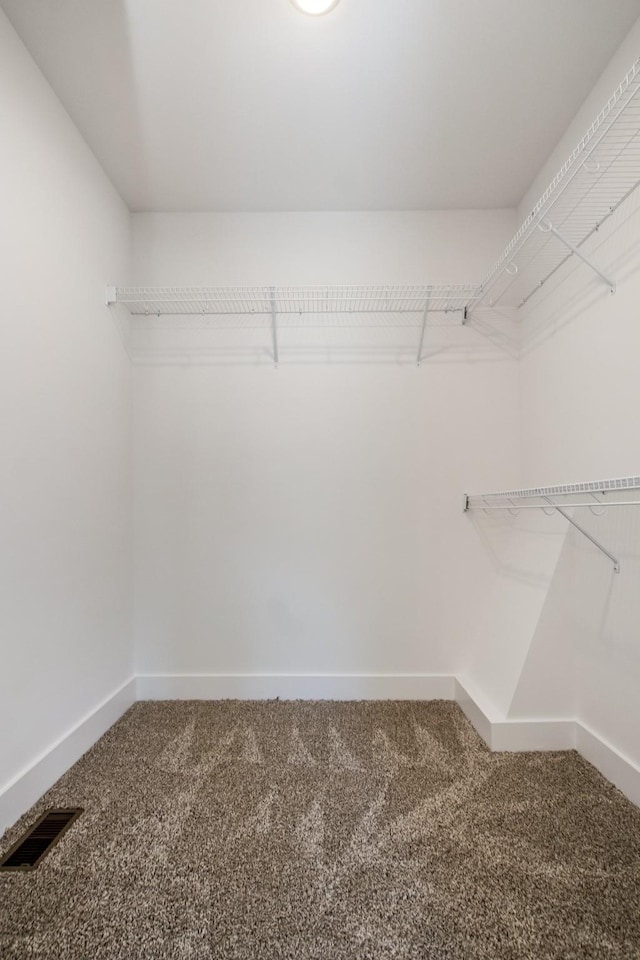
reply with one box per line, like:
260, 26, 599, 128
464, 476, 640, 574
106, 284, 478, 365
465, 57, 640, 314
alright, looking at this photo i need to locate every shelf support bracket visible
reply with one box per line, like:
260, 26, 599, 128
105, 286, 117, 306
542, 497, 620, 573
270, 287, 279, 368
540, 222, 616, 293
416, 294, 431, 366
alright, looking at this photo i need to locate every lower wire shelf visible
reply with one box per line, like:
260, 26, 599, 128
464, 476, 640, 574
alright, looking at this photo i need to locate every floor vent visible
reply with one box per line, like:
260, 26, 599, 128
0, 809, 83, 871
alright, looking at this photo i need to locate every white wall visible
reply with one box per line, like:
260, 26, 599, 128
0, 8, 133, 818
459, 507, 569, 720
515, 200, 640, 764
519, 27, 640, 766
132, 211, 515, 287
518, 19, 640, 221
458, 22, 640, 768
131, 211, 520, 688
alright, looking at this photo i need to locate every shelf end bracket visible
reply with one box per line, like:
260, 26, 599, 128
543, 497, 620, 573
540, 222, 616, 294
105, 285, 117, 306
270, 287, 279, 368
416, 294, 431, 366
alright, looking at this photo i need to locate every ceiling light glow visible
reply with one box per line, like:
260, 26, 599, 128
291, 0, 340, 15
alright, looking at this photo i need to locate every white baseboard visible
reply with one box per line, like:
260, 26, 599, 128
490, 719, 576, 752
456, 678, 576, 753
455, 678, 639, 807
0, 676, 136, 835
136, 673, 457, 702
3, 673, 638, 836
576, 722, 640, 808
454, 678, 494, 745
455, 678, 574, 750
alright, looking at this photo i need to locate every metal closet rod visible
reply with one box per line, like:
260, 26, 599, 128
463, 476, 640, 575
466, 500, 640, 510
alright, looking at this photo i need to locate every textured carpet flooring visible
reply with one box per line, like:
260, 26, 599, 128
1, 701, 639, 959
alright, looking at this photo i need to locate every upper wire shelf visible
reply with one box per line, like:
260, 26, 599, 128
108, 58, 640, 361
107, 284, 479, 364
108, 284, 476, 319
465, 58, 640, 314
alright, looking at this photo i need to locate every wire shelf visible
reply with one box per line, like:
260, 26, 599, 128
109, 284, 477, 320
466, 57, 640, 312
107, 57, 640, 361
464, 476, 640, 574
465, 476, 640, 510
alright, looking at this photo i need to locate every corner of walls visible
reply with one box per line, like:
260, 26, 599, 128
517, 18, 640, 223
460, 508, 568, 716
454, 676, 574, 752
457, 463, 640, 808
2, 673, 638, 837
576, 722, 640, 809
454, 677, 494, 746
455, 678, 640, 808
0, 678, 136, 836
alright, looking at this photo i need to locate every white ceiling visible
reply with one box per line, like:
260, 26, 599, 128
2, 0, 639, 212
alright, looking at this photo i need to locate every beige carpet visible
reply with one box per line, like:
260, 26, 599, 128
1, 700, 639, 959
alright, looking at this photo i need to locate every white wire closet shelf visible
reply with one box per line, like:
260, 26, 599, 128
107, 284, 474, 319
107, 284, 478, 365
107, 57, 640, 361
464, 476, 640, 574
464, 57, 640, 314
